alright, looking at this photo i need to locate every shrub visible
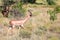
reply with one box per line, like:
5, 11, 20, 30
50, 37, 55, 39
48, 6, 60, 21
47, 10, 57, 21
54, 6, 60, 13
46, 0, 56, 5
20, 0, 36, 4
28, 0, 36, 3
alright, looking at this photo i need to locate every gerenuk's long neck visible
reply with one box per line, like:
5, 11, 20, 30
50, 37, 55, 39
22, 10, 32, 24
23, 15, 30, 23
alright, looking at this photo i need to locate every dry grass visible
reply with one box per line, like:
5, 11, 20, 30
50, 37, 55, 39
0, 1, 60, 40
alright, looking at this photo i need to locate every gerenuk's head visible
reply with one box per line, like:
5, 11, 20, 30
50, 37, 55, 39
28, 10, 32, 17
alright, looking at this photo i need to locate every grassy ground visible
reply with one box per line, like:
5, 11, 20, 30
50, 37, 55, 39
0, 0, 60, 40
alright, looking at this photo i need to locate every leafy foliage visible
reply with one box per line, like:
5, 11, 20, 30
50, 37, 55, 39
54, 6, 60, 13
46, 0, 56, 5
20, 0, 36, 4
28, 0, 36, 3
48, 6, 60, 21
47, 10, 57, 21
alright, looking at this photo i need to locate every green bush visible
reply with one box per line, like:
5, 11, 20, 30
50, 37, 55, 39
54, 6, 60, 13
48, 6, 60, 21
47, 10, 57, 21
28, 0, 36, 3
20, 0, 36, 4
46, 0, 56, 5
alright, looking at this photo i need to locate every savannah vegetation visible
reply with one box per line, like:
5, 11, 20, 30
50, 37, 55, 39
0, 0, 60, 40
